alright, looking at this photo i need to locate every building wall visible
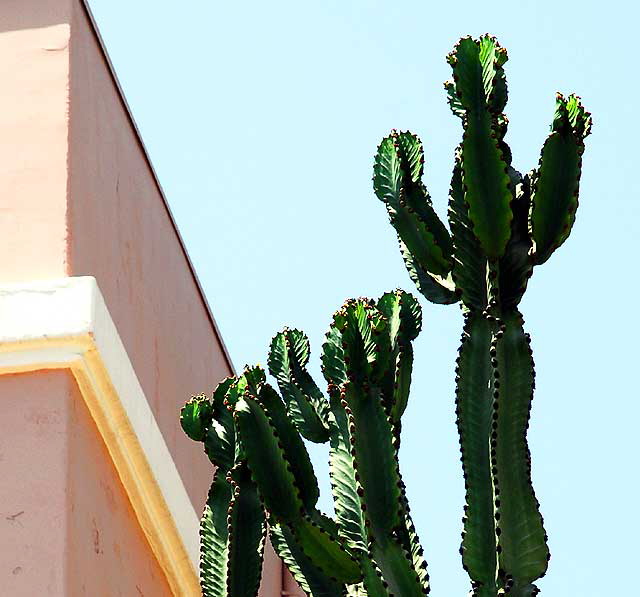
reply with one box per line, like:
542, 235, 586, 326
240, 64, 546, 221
0, 1, 285, 593
0, 370, 172, 596
0, 11, 70, 282
67, 369, 172, 596
0, 371, 70, 596
67, 0, 229, 509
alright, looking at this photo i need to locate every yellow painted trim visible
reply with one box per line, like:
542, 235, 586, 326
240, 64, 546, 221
0, 335, 201, 597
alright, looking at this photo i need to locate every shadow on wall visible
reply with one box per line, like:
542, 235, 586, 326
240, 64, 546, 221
1, 0, 71, 33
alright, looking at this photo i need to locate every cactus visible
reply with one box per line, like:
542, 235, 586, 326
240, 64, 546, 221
183, 290, 430, 597
181, 34, 590, 597
373, 35, 591, 595
181, 380, 267, 597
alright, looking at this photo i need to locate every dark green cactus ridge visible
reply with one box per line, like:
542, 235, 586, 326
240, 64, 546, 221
182, 34, 589, 597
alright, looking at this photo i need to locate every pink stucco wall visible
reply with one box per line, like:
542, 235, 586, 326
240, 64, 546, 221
0, 6, 70, 282
67, 0, 230, 510
0, 0, 233, 512
0, 371, 69, 595
0, 370, 171, 596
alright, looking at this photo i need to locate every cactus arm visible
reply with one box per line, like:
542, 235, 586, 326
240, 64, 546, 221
200, 470, 233, 597
321, 323, 349, 387
257, 382, 320, 509
447, 36, 513, 259
447, 150, 488, 310
286, 330, 332, 426
498, 174, 533, 310
334, 300, 390, 384
328, 399, 369, 552
394, 493, 431, 594
370, 540, 427, 597
204, 419, 236, 471
460, 109, 512, 259
180, 394, 214, 442
373, 134, 453, 278
181, 382, 236, 470
340, 341, 425, 595
268, 329, 331, 443
455, 313, 497, 594
233, 393, 305, 522
530, 94, 592, 265
233, 371, 363, 587
376, 290, 422, 345
269, 523, 347, 597
327, 401, 391, 597
395, 132, 454, 260
226, 464, 267, 597
492, 312, 549, 592
323, 298, 429, 596
373, 132, 459, 304
199, 466, 266, 597
212, 377, 237, 413
341, 381, 402, 537
398, 240, 459, 304
389, 344, 413, 423
284, 514, 362, 585
376, 290, 422, 421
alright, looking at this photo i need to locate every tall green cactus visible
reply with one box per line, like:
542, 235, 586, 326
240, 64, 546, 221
373, 35, 590, 596
181, 34, 590, 597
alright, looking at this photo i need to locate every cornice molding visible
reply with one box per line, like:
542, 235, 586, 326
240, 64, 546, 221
0, 276, 200, 596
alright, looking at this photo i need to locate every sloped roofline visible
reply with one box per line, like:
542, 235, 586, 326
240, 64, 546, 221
79, 0, 236, 375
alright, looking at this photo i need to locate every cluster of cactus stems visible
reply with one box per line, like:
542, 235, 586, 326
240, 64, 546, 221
181, 34, 590, 597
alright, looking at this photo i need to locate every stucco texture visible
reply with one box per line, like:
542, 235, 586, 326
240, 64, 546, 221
0, 370, 171, 596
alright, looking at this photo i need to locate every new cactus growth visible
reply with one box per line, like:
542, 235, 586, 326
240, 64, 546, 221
181, 34, 590, 597
372, 35, 590, 595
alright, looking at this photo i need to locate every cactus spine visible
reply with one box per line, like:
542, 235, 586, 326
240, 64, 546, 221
373, 35, 591, 595
182, 34, 590, 597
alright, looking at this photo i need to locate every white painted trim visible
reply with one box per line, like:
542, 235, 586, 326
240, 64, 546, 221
0, 276, 200, 596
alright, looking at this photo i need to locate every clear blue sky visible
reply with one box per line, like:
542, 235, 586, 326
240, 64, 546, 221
88, 1, 638, 594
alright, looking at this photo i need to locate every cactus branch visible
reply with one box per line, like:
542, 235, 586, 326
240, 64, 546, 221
530, 94, 592, 265
448, 149, 488, 311
268, 329, 332, 443
455, 313, 497, 593
447, 36, 514, 259
270, 522, 346, 597
225, 464, 267, 597
491, 312, 549, 592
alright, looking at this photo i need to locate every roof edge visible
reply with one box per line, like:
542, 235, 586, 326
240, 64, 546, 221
79, 0, 236, 375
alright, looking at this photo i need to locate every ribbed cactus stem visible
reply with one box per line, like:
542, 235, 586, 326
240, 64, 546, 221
180, 388, 267, 597
374, 33, 590, 596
